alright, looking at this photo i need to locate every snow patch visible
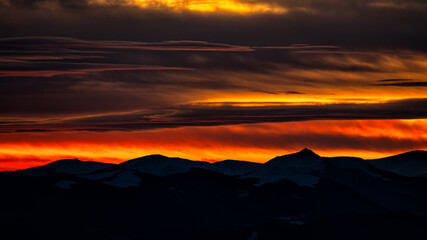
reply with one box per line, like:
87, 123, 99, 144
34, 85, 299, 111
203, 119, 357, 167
81, 170, 121, 180
103, 170, 141, 188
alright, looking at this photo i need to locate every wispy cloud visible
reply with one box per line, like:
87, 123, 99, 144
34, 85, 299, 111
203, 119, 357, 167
1, 37, 427, 118
1, 98, 427, 133
0, 65, 192, 77
0, 37, 254, 52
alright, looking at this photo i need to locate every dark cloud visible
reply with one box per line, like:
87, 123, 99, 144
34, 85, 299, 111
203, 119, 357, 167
0, 65, 192, 77
0, 37, 426, 117
374, 78, 427, 87
1, 98, 427, 133
284, 91, 304, 94
6, 0, 127, 9
376, 82, 427, 87
0, 37, 253, 52
253, 45, 340, 50
0, 1, 427, 50
9, 0, 89, 9
378, 78, 414, 82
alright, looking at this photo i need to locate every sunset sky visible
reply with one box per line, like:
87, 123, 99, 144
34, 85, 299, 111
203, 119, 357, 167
0, 0, 426, 170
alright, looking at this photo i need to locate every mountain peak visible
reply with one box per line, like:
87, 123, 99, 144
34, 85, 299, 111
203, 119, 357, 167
296, 148, 319, 157
121, 154, 188, 166
120, 154, 210, 177
265, 148, 321, 168
134, 154, 170, 160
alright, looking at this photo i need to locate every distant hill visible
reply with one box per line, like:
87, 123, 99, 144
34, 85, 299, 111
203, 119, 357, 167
368, 150, 427, 177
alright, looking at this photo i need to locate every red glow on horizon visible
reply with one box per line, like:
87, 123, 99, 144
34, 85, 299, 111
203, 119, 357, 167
0, 119, 426, 171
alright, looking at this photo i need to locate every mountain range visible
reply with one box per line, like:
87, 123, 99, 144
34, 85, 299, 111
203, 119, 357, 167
1, 149, 427, 239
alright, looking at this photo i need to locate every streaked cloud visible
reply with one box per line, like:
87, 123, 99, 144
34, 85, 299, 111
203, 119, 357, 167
376, 82, 427, 87
0, 65, 192, 77
0, 37, 254, 52
1, 37, 426, 117
2, 98, 427, 133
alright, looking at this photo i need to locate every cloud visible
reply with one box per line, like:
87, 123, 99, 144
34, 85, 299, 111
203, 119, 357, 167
5, 0, 287, 13
1, 98, 427, 133
1, 36, 427, 117
1, 1, 427, 169
0, 37, 254, 52
378, 78, 414, 82
374, 78, 427, 87
376, 82, 427, 87
0, 65, 192, 77
0, 55, 103, 63
284, 91, 305, 94
253, 45, 340, 50
1, 1, 427, 50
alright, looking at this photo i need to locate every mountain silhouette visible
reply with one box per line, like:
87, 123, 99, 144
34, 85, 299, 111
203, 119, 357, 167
1, 149, 427, 239
369, 150, 427, 177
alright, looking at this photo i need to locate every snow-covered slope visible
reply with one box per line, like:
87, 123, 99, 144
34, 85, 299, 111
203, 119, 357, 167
245, 149, 389, 187
246, 148, 323, 186
103, 170, 141, 188
266, 148, 323, 168
14, 149, 427, 189
3, 149, 427, 239
368, 151, 427, 177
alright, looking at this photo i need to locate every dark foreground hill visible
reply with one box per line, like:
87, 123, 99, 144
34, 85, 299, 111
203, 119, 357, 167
1, 149, 427, 240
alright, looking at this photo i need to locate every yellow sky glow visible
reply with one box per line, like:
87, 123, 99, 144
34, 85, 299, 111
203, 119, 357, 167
93, 0, 288, 13
195, 93, 415, 106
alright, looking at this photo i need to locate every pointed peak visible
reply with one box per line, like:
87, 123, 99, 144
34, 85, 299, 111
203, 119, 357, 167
296, 148, 319, 157
267, 148, 321, 165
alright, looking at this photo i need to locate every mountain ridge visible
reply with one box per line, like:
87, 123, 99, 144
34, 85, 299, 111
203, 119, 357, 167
12, 149, 427, 188
12, 149, 427, 178
12, 148, 427, 172
1, 149, 427, 239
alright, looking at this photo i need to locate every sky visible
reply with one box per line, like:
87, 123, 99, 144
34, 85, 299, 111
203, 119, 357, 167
0, 0, 427, 170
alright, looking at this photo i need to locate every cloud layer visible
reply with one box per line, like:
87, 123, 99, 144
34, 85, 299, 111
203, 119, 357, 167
1, 2, 427, 167
1, 0, 427, 50
1, 37, 426, 126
